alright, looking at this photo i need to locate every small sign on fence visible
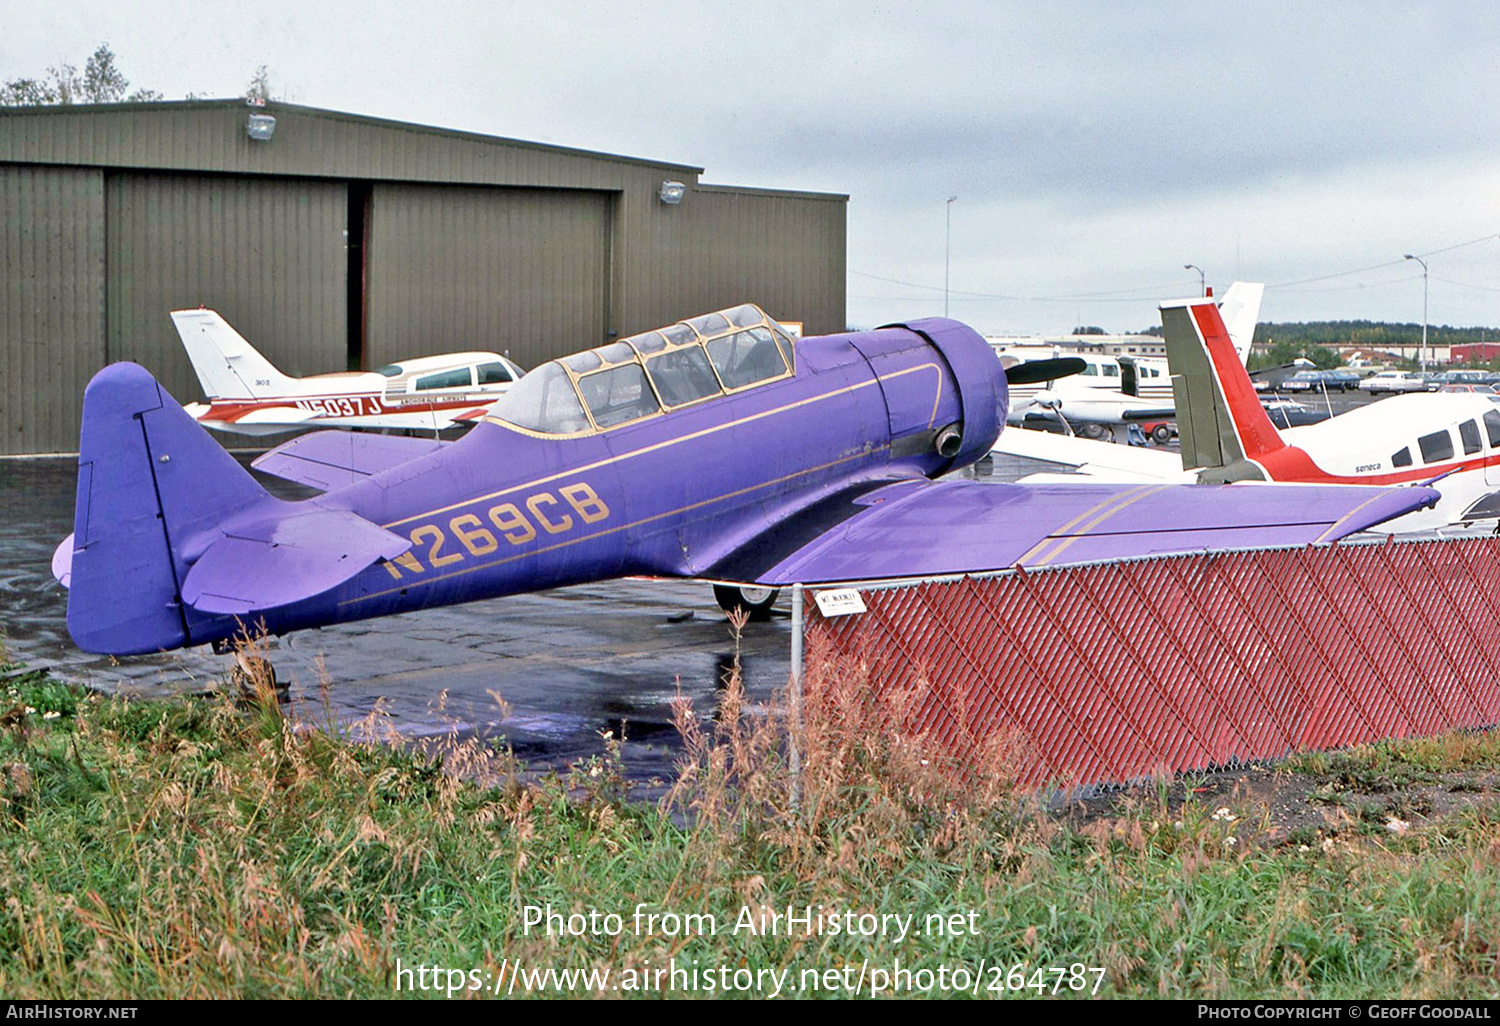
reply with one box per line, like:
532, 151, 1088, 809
813, 588, 866, 617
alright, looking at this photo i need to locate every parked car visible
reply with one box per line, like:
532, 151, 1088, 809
1322, 369, 1363, 391
1261, 397, 1332, 428
1428, 370, 1499, 391
1279, 370, 1327, 392
1361, 370, 1428, 394
1438, 383, 1499, 394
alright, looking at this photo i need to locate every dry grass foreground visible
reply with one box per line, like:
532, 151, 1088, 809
0, 624, 1499, 1000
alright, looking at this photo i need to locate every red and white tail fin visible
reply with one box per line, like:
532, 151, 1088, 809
1161, 292, 1285, 477
169, 309, 298, 401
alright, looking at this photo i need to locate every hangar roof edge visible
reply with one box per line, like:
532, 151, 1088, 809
0, 98, 708, 176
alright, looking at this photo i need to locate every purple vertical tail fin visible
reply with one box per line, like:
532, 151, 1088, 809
65, 362, 268, 655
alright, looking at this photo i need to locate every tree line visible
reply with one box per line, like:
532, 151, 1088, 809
1, 44, 271, 106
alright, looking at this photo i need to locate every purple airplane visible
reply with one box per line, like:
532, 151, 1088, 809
52, 303, 1435, 657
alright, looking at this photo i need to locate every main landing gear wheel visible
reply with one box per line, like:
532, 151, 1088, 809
713, 584, 781, 621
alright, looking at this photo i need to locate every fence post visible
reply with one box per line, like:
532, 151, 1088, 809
790, 583, 804, 812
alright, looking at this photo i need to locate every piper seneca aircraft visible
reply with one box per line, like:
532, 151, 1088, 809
170, 308, 527, 436
998, 289, 1500, 532
53, 303, 1436, 657
1163, 292, 1500, 531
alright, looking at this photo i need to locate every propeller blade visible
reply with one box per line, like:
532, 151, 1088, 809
1004, 357, 1087, 386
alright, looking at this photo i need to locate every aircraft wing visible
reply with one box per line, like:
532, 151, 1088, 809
252, 431, 449, 491
738, 478, 1437, 586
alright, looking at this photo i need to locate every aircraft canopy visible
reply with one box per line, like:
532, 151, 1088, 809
488, 303, 796, 436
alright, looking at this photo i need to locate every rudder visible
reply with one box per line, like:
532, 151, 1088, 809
65, 363, 271, 655
170, 309, 296, 400
1162, 295, 1284, 480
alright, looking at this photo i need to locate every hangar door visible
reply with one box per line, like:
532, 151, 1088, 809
364, 184, 611, 371
106, 173, 348, 405
1, 165, 104, 455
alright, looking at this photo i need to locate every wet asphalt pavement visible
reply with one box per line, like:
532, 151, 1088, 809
0, 455, 799, 782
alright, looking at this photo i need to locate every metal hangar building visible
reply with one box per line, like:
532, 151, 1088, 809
0, 100, 848, 454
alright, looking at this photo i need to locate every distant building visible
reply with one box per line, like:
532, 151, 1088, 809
0, 101, 847, 454
1452, 343, 1500, 364
982, 333, 1165, 358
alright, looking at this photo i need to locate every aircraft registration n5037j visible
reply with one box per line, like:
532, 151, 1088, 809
53, 303, 1435, 657
171, 309, 527, 436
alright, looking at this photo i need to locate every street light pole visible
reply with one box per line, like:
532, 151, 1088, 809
945, 195, 957, 317
1184, 263, 1206, 296
1405, 254, 1429, 374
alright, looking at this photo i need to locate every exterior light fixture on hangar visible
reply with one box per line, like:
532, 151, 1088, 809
0, 100, 847, 455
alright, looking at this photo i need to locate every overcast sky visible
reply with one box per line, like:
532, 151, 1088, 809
6, 1, 1500, 335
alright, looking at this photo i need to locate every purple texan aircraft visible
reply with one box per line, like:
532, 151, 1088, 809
53, 303, 1436, 657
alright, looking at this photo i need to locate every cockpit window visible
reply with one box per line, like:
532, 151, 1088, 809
1461, 418, 1482, 455
376, 364, 402, 377
1419, 429, 1454, 464
488, 362, 590, 434
486, 302, 792, 435
648, 346, 722, 407
725, 303, 765, 328
415, 367, 473, 390
661, 324, 697, 347
596, 341, 636, 365
1392, 446, 1412, 468
577, 363, 660, 427
705, 328, 788, 390
687, 312, 731, 337
628, 331, 668, 355
562, 351, 603, 374
477, 361, 514, 385
1485, 409, 1500, 447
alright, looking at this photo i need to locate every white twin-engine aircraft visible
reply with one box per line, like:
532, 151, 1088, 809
994, 282, 1264, 438
170, 309, 526, 436
1000, 286, 1500, 533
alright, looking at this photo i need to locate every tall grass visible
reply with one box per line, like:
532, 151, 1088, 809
0, 627, 1498, 998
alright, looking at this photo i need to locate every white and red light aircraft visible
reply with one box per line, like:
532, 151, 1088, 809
170, 309, 527, 436
1003, 288, 1500, 532
1164, 293, 1500, 530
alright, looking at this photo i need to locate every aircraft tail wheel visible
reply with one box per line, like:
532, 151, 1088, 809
713, 584, 780, 621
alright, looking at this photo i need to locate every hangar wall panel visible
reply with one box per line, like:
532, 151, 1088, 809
365, 184, 610, 370
621, 186, 846, 338
105, 173, 347, 404
0, 164, 105, 455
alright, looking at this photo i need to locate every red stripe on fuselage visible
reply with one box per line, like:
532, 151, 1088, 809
199, 394, 486, 422
1257, 444, 1500, 487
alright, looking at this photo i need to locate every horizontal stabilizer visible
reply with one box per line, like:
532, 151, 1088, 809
51, 533, 74, 588
182, 509, 411, 614
751, 479, 1439, 585
252, 431, 449, 491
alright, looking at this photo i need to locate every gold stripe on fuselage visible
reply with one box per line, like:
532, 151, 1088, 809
384, 362, 947, 530
341, 445, 891, 608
